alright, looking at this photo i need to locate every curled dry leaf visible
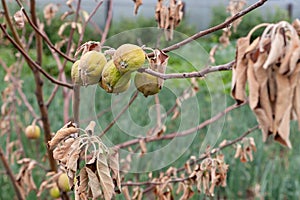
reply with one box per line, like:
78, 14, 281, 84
226, 0, 246, 32
234, 137, 257, 162
292, 19, 300, 36
75, 41, 102, 57
48, 121, 77, 150
14, 10, 25, 29
155, 0, 184, 40
108, 148, 121, 193
149, 49, 169, 89
16, 159, 37, 196
133, 0, 143, 15
97, 153, 115, 200
76, 167, 88, 199
66, 139, 82, 185
139, 139, 147, 156
122, 186, 131, 200
209, 45, 218, 64
132, 187, 143, 200
43, 3, 59, 25
86, 167, 102, 199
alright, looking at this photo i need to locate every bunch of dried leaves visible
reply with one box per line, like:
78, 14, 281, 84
226, 0, 246, 32
155, 0, 184, 40
219, 0, 246, 47
48, 121, 121, 200
16, 158, 38, 196
234, 137, 256, 162
187, 154, 229, 197
231, 20, 300, 148
43, 3, 59, 25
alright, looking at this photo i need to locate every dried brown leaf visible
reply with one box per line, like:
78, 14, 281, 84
43, 3, 59, 25
48, 122, 77, 150
274, 72, 292, 148
97, 153, 115, 200
75, 41, 101, 57
85, 120, 96, 135
231, 37, 250, 103
292, 19, 300, 35
14, 10, 25, 29
234, 144, 242, 159
176, 182, 185, 195
293, 68, 300, 129
133, 0, 143, 15
122, 186, 131, 200
86, 167, 102, 199
139, 139, 147, 156
76, 167, 89, 197
209, 45, 218, 64
66, 139, 82, 183
263, 27, 285, 69
53, 137, 75, 162
171, 108, 180, 120
174, 0, 184, 27
108, 148, 121, 193
180, 185, 194, 200
149, 49, 169, 89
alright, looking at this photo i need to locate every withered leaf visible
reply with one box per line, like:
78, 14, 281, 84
150, 49, 169, 89
133, 0, 143, 15
66, 139, 82, 183
53, 137, 74, 161
180, 185, 194, 200
48, 122, 77, 150
97, 153, 115, 200
75, 41, 101, 57
43, 3, 59, 25
293, 67, 300, 129
292, 19, 300, 35
274, 72, 293, 148
86, 167, 102, 199
85, 120, 96, 136
231, 36, 250, 103
263, 27, 285, 69
108, 148, 121, 193
76, 167, 88, 197
122, 186, 131, 200
14, 10, 25, 29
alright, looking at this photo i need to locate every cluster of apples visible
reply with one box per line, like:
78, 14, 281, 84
71, 44, 161, 96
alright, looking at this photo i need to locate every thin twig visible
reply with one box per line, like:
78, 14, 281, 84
0, 59, 39, 119
116, 101, 248, 149
0, 24, 73, 89
1, 0, 23, 48
100, 91, 139, 138
0, 146, 25, 200
78, 0, 104, 47
121, 125, 259, 189
100, 0, 113, 44
69, 0, 82, 127
148, 0, 268, 57
138, 60, 234, 80
15, 0, 75, 62
178, 125, 260, 171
